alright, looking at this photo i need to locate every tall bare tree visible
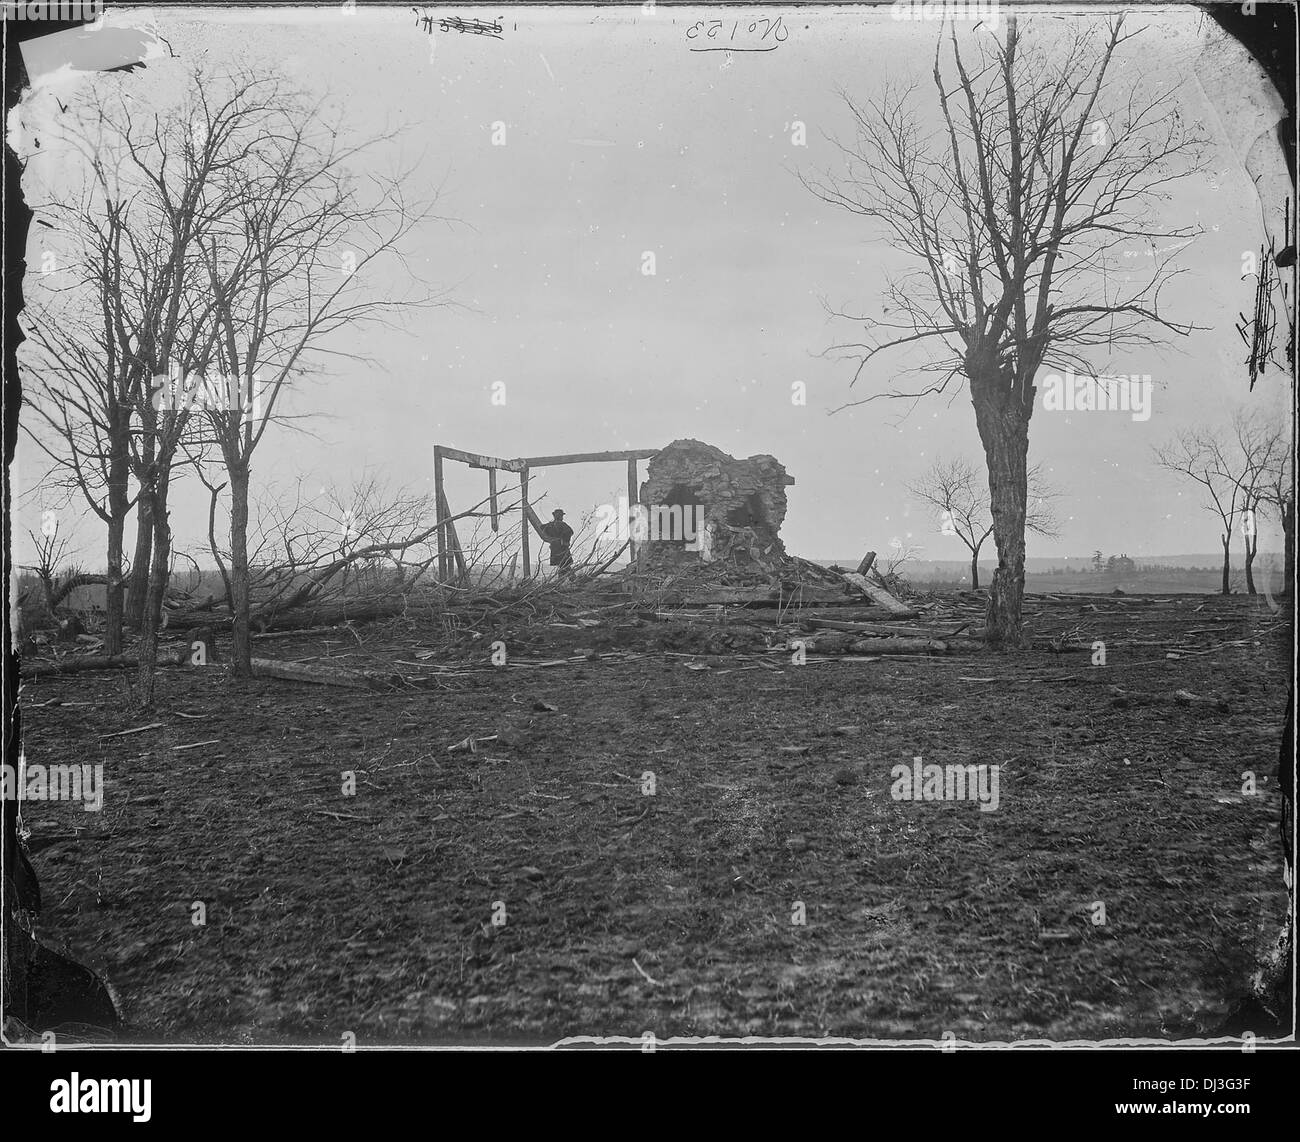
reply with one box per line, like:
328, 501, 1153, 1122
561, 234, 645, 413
184, 71, 443, 675
26, 68, 438, 698
1153, 410, 1281, 596
47, 73, 256, 702
805, 15, 1200, 645
1231, 409, 1289, 596
909, 455, 1059, 588
21, 178, 153, 653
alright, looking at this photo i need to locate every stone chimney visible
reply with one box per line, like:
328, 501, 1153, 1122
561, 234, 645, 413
637, 439, 795, 567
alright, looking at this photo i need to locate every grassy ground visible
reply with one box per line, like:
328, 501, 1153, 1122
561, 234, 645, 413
16, 593, 1291, 1044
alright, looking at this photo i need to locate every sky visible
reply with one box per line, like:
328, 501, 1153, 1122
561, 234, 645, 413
9, 3, 1294, 578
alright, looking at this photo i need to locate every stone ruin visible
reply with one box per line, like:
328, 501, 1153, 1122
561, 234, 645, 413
636, 438, 795, 569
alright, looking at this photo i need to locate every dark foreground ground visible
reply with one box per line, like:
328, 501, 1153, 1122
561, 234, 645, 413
13, 592, 1293, 1045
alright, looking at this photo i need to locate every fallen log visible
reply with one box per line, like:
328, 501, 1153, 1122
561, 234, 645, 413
805, 617, 947, 639
21, 649, 189, 677
937, 638, 984, 654
22, 648, 404, 690
788, 632, 857, 654
848, 637, 948, 655
50, 573, 109, 609
162, 596, 425, 633
248, 657, 403, 691
840, 572, 918, 617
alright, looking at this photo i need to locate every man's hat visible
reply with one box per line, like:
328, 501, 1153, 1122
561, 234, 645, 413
552, 509, 565, 517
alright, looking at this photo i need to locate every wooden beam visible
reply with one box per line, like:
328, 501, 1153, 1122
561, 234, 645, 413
439, 445, 525, 473
433, 446, 446, 582
841, 572, 917, 617
525, 503, 546, 536
520, 465, 530, 580
517, 448, 660, 467
488, 468, 499, 533
437, 487, 466, 585
445, 511, 468, 585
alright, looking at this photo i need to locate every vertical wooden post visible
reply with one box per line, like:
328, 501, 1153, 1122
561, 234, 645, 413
488, 467, 499, 533
626, 458, 639, 567
520, 465, 531, 581
433, 445, 446, 582
444, 506, 468, 585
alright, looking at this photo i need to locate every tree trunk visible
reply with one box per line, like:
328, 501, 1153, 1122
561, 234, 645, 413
135, 470, 173, 707
1244, 525, 1258, 595
125, 496, 153, 627
25, 648, 189, 676
229, 461, 252, 676
49, 573, 108, 608
125, 419, 156, 628
102, 414, 130, 655
970, 546, 981, 590
37, 567, 55, 614
1220, 534, 1231, 595
972, 380, 1030, 649
104, 514, 125, 655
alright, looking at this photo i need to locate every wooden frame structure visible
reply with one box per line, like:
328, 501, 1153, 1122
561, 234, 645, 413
433, 444, 661, 584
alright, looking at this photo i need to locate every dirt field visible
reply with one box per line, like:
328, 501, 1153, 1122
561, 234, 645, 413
15, 592, 1292, 1044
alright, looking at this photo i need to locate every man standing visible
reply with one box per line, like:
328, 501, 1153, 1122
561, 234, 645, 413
540, 508, 575, 579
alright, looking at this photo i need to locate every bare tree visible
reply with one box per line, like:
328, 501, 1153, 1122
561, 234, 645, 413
63, 74, 258, 702
1152, 411, 1280, 596
909, 455, 1059, 588
33, 86, 238, 652
184, 69, 445, 675
804, 15, 1201, 646
20, 526, 73, 619
21, 186, 151, 653
1231, 410, 1290, 595
30, 68, 435, 700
